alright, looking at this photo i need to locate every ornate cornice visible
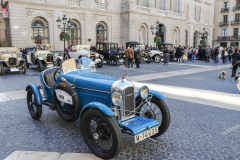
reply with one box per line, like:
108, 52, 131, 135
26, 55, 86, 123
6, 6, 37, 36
205, 2, 212, 6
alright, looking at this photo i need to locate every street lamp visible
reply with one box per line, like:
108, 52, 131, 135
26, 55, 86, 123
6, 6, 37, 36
150, 20, 164, 49
198, 27, 209, 43
56, 15, 72, 60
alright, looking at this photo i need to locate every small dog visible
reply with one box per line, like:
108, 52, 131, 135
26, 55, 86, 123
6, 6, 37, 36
219, 71, 227, 79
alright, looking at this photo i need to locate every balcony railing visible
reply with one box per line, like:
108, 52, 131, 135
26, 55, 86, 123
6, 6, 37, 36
218, 36, 230, 40
230, 35, 240, 40
221, 7, 229, 12
172, 12, 182, 19
231, 21, 240, 25
137, 6, 150, 13
68, 0, 80, 7
32, 0, 46, 3
156, 9, 167, 16
233, 6, 240, 11
219, 21, 229, 27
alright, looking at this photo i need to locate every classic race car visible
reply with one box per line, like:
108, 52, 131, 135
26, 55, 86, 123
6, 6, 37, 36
0, 47, 26, 75
26, 57, 170, 159
26, 44, 63, 72
96, 42, 125, 66
67, 45, 103, 68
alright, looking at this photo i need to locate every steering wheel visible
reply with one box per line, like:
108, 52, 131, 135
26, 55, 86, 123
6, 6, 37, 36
54, 68, 63, 82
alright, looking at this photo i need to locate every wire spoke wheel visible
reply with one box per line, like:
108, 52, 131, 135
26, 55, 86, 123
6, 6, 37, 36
27, 88, 42, 119
136, 96, 170, 137
81, 109, 122, 159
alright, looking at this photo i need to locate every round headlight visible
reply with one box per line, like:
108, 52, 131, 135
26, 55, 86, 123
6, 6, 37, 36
139, 86, 149, 99
95, 53, 99, 58
18, 57, 21, 61
87, 53, 91, 58
111, 91, 123, 106
54, 53, 58, 57
43, 54, 47, 58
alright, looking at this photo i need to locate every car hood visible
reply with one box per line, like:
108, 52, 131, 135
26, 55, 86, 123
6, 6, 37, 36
60, 70, 118, 93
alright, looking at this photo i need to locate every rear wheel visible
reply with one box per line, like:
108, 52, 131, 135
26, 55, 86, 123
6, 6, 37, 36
96, 59, 103, 68
57, 59, 63, 67
81, 109, 122, 159
22, 62, 26, 74
0, 63, 4, 76
27, 88, 42, 119
136, 96, 170, 137
37, 60, 43, 72
155, 55, 161, 63
111, 58, 117, 66
146, 55, 151, 63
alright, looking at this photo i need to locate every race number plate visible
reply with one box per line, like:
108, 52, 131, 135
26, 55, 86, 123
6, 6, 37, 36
55, 89, 73, 105
134, 126, 158, 143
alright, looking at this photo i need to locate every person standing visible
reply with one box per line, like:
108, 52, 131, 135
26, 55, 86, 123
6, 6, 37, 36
215, 47, 219, 63
145, 44, 148, 50
22, 47, 27, 60
229, 47, 233, 61
125, 47, 130, 67
128, 46, 134, 68
222, 48, 227, 64
135, 47, 141, 68
183, 47, 188, 62
176, 45, 182, 63
231, 47, 240, 77
206, 47, 211, 62
192, 48, 196, 61
118, 45, 124, 51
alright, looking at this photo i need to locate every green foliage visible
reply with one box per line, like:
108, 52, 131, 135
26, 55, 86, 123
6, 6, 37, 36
231, 42, 237, 46
200, 40, 206, 46
59, 33, 70, 41
154, 37, 162, 43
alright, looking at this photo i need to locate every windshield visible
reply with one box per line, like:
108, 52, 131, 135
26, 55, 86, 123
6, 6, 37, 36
62, 57, 96, 74
37, 44, 50, 51
0, 47, 17, 54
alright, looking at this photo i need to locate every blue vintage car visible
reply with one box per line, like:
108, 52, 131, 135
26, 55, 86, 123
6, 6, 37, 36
26, 57, 170, 159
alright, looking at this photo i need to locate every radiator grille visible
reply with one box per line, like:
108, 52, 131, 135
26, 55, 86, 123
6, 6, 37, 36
90, 54, 95, 61
9, 58, 17, 66
123, 87, 135, 119
47, 54, 53, 62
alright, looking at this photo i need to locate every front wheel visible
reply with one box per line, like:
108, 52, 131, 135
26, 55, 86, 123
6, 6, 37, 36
96, 59, 103, 68
81, 109, 122, 159
37, 60, 43, 72
155, 55, 161, 63
57, 59, 63, 67
111, 58, 117, 66
136, 96, 170, 137
0, 63, 4, 76
27, 88, 42, 119
22, 62, 26, 74
146, 55, 151, 63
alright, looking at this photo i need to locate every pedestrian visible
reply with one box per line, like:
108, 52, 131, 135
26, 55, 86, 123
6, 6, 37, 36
192, 48, 196, 61
125, 47, 130, 67
164, 53, 169, 65
176, 45, 182, 63
128, 46, 134, 68
22, 47, 27, 60
206, 47, 211, 62
222, 48, 227, 64
229, 47, 233, 61
231, 47, 240, 77
183, 47, 188, 62
152, 46, 156, 50
118, 45, 124, 51
135, 47, 141, 68
215, 46, 220, 63
145, 44, 148, 50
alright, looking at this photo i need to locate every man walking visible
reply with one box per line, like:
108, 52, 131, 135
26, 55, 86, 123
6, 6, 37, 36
125, 47, 129, 67
176, 45, 182, 63
128, 46, 134, 68
206, 47, 211, 62
215, 46, 219, 63
135, 47, 141, 68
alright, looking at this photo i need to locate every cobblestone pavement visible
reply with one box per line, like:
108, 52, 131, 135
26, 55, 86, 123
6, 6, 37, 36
0, 60, 240, 159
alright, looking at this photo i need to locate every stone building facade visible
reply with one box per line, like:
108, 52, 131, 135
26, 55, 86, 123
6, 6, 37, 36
213, 0, 240, 48
0, 0, 214, 49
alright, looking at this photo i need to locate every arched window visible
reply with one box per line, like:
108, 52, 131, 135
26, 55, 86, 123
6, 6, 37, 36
193, 31, 198, 48
173, 28, 179, 46
96, 22, 107, 42
31, 17, 49, 44
67, 19, 81, 46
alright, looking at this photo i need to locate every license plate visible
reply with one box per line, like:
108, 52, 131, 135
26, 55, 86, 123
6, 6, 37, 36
134, 126, 158, 143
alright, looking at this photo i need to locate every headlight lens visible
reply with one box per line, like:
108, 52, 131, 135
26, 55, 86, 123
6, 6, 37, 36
5, 58, 8, 62
95, 53, 99, 58
112, 91, 123, 106
87, 53, 91, 58
18, 57, 21, 61
43, 54, 47, 58
54, 53, 58, 58
139, 86, 149, 99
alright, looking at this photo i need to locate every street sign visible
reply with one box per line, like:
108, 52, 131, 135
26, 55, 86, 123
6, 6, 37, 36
2, 8, 8, 18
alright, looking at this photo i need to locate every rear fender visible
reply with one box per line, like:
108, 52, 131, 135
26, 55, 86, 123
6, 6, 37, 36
26, 84, 42, 105
135, 90, 166, 100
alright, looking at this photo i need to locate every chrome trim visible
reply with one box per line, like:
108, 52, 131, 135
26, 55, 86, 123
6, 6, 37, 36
75, 87, 111, 94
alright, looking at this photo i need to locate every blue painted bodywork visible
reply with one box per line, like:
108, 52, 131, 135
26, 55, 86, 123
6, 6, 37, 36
135, 90, 166, 100
40, 71, 55, 104
26, 84, 42, 105
120, 116, 159, 135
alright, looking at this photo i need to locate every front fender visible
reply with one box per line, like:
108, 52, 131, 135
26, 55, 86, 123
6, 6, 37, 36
57, 56, 63, 60
37, 57, 45, 61
135, 90, 166, 100
25, 84, 42, 105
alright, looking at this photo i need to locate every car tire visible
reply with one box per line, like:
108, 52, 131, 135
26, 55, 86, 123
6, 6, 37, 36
0, 63, 4, 76
57, 59, 63, 67
81, 109, 122, 159
96, 59, 103, 68
53, 83, 81, 122
146, 55, 151, 63
111, 58, 117, 66
22, 62, 26, 74
155, 55, 161, 63
26, 63, 30, 69
136, 96, 170, 137
27, 88, 42, 120
37, 60, 43, 72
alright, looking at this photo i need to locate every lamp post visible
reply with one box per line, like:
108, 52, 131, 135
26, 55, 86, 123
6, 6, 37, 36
198, 27, 209, 46
150, 20, 164, 50
56, 15, 72, 60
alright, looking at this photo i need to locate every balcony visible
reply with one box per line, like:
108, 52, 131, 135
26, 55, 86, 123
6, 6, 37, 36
221, 7, 229, 12
172, 12, 182, 19
219, 21, 229, 27
68, 0, 80, 7
218, 36, 230, 41
156, 9, 167, 16
230, 35, 240, 40
137, 6, 150, 13
233, 6, 240, 11
231, 21, 240, 26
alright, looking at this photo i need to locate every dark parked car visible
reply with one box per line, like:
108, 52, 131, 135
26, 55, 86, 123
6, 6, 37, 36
96, 42, 125, 66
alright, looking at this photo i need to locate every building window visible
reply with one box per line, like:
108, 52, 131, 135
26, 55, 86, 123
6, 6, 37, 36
233, 28, 239, 37
67, 19, 81, 46
224, 1, 229, 9
68, 0, 81, 7
156, 0, 164, 10
96, 22, 107, 43
235, 13, 240, 22
31, 17, 49, 44
222, 29, 227, 37
140, 0, 148, 7
236, 0, 240, 7
223, 15, 228, 23
195, 6, 201, 20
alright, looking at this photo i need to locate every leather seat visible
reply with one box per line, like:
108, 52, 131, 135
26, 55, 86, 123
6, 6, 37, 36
44, 69, 57, 88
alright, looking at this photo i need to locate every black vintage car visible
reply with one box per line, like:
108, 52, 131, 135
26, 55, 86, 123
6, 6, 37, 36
96, 42, 125, 66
